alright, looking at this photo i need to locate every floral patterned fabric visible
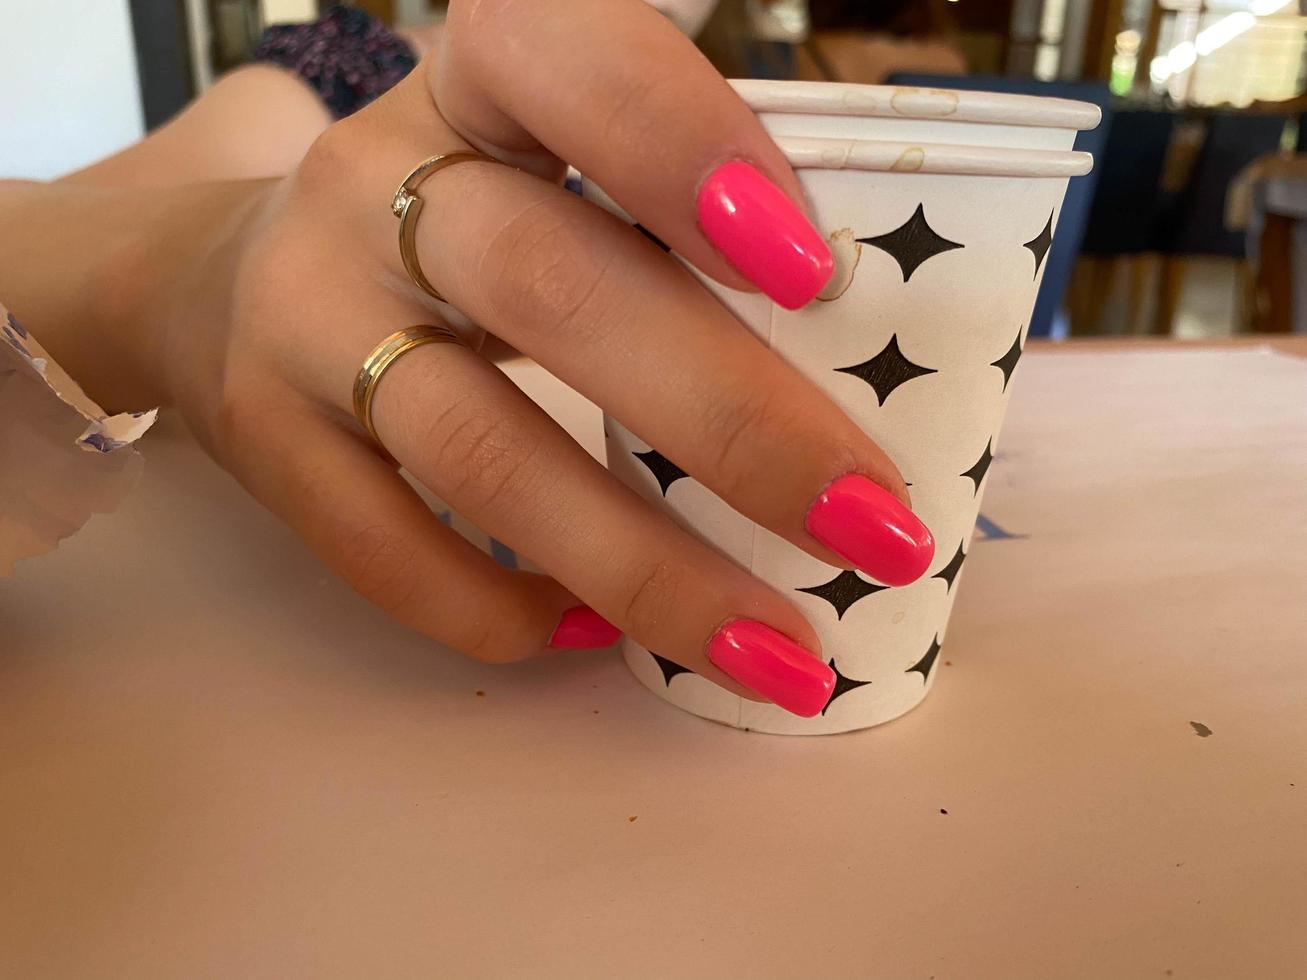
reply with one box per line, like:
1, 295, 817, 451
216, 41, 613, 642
252, 5, 418, 120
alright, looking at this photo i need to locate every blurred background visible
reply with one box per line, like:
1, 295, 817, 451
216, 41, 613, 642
4, 0, 1307, 338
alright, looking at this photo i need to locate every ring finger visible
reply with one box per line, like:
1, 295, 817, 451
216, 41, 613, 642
344, 305, 836, 716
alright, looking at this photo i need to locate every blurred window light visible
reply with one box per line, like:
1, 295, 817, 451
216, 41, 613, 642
1195, 11, 1254, 53
1151, 40, 1196, 81
1034, 42, 1061, 80
1149, 0, 1295, 83
1040, 0, 1068, 43
746, 0, 808, 42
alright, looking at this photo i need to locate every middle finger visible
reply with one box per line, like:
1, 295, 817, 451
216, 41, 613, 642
407, 154, 934, 588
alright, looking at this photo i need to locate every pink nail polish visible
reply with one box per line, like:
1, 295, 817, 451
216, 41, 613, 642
805, 475, 935, 587
697, 160, 834, 310
549, 606, 622, 649
707, 619, 835, 718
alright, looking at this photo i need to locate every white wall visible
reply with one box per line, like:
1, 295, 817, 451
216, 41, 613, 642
0, 0, 145, 179
260, 0, 316, 24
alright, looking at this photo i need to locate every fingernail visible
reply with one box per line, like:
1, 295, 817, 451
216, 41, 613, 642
805, 475, 935, 586
697, 160, 834, 309
707, 619, 835, 717
549, 606, 622, 649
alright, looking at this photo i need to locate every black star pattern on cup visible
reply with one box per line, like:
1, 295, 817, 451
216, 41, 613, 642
822, 658, 872, 715
960, 439, 994, 495
796, 570, 888, 619
634, 223, 671, 253
906, 636, 942, 683
836, 334, 937, 406
634, 449, 688, 496
1023, 211, 1055, 279
932, 542, 967, 592
857, 203, 963, 281
991, 329, 1024, 392
650, 651, 693, 686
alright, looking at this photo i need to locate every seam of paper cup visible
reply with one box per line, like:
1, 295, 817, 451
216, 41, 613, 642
731, 79, 1102, 132
772, 136, 1092, 178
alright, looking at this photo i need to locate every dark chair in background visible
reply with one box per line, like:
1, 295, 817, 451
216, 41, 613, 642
1075, 109, 1177, 333
887, 73, 1113, 338
1080, 110, 1177, 255
1152, 112, 1289, 333
1077, 109, 1287, 334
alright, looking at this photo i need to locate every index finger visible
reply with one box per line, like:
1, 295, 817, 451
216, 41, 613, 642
434, 0, 834, 309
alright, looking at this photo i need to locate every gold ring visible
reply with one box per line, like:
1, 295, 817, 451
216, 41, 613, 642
352, 324, 465, 444
392, 151, 504, 303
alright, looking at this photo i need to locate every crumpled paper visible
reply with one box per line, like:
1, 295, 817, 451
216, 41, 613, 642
1, 309, 157, 575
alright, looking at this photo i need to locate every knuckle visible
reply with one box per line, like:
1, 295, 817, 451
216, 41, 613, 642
480, 199, 620, 342
429, 401, 544, 516
598, 67, 679, 155
458, 0, 505, 32
700, 382, 787, 498
621, 559, 684, 638
294, 122, 360, 201
338, 524, 422, 614
458, 0, 536, 55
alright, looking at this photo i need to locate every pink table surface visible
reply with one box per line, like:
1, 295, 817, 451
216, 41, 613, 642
2, 340, 1305, 978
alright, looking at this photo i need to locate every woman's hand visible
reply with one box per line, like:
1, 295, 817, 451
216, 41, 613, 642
14, 0, 935, 716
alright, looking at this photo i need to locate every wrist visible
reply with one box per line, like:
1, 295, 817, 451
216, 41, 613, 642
0, 178, 267, 412
93, 180, 273, 412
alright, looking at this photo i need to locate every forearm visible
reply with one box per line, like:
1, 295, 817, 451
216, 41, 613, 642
0, 178, 267, 411
62, 65, 330, 191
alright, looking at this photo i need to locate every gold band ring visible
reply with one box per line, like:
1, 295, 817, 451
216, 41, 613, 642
352, 324, 465, 444
392, 151, 505, 303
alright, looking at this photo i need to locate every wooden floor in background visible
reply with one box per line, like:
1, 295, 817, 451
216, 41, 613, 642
1068, 255, 1247, 339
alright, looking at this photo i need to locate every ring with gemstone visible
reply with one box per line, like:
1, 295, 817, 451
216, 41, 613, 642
392, 151, 506, 304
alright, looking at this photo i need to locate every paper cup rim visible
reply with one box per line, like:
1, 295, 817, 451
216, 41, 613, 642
731, 79, 1102, 132
773, 135, 1092, 178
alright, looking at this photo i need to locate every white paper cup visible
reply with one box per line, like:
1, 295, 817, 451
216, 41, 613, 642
583, 81, 1100, 735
